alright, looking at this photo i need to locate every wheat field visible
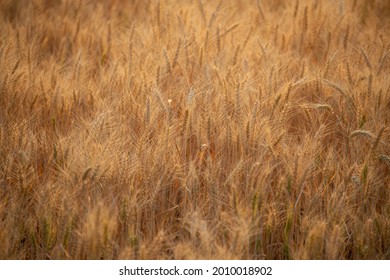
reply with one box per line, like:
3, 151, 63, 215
0, 0, 389, 260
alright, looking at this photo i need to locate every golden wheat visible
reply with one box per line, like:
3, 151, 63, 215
0, 0, 389, 260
